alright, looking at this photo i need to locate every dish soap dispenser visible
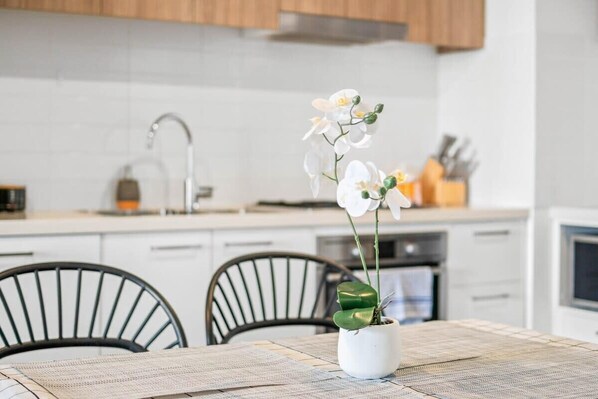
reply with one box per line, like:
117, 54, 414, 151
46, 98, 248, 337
116, 165, 140, 211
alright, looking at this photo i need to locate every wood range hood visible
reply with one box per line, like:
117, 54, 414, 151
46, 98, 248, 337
0, 0, 484, 51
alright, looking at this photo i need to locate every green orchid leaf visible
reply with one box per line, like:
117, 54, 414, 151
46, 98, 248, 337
333, 306, 375, 330
337, 281, 378, 310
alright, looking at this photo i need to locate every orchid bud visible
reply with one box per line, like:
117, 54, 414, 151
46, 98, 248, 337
383, 175, 397, 189
361, 190, 370, 199
364, 112, 378, 124
352, 95, 361, 105
379, 187, 387, 196
374, 103, 384, 113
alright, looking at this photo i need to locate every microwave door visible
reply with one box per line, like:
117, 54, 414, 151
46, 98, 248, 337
570, 235, 598, 310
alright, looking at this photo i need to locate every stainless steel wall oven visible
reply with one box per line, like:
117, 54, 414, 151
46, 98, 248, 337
318, 232, 447, 321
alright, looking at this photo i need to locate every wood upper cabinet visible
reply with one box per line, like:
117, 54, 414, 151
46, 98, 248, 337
195, 0, 278, 29
0, 0, 100, 14
101, 0, 195, 23
0, 0, 483, 50
0, 0, 278, 28
280, 0, 407, 23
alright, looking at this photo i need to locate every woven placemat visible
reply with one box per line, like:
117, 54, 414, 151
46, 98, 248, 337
394, 345, 598, 399
273, 321, 540, 369
0, 364, 55, 399
185, 379, 426, 399
13, 343, 333, 399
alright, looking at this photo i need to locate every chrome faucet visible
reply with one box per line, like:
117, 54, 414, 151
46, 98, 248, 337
147, 113, 197, 214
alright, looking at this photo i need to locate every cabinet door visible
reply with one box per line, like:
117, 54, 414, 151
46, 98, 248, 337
447, 221, 526, 286
212, 228, 317, 342
102, 232, 212, 347
212, 228, 315, 267
447, 281, 524, 326
0, 235, 101, 363
554, 307, 598, 344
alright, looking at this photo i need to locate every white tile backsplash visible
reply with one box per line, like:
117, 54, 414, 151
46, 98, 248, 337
0, 9, 438, 211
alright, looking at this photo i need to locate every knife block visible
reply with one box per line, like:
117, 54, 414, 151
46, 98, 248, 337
433, 180, 467, 207
420, 158, 444, 205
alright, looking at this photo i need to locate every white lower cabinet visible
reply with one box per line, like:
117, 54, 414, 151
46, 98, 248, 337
212, 228, 317, 342
212, 227, 316, 267
447, 221, 526, 326
102, 232, 212, 347
0, 235, 101, 363
447, 280, 524, 326
554, 307, 598, 344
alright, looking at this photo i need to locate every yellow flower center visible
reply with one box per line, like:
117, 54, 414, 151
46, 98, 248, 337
354, 111, 365, 118
336, 97, 350, 106
394, 170, 407, 184
355, 181, 367, 189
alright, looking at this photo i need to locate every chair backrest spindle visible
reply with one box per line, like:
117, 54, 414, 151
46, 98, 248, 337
0, 262, 187, 360
205, 252, 359, 345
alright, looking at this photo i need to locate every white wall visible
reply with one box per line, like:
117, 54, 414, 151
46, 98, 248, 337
533, 0, 598, 332
0, 9, 438, 211
438, 0, 536, 208
536, 0, 598, 209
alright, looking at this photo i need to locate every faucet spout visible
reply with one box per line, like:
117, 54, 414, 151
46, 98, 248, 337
146, 113, 196, 214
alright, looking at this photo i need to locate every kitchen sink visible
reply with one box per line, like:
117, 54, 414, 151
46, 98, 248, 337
85, 207, 274, 217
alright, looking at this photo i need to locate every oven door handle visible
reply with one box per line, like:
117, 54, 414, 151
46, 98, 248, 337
326, 266, 444, 282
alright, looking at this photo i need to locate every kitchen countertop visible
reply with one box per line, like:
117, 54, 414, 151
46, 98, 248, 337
0, 207, 529, 236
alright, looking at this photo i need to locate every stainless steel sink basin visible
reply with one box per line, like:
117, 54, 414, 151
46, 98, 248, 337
86, 207, 273, 217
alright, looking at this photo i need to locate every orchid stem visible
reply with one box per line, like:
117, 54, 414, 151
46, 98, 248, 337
346, 212, 372, 286
321, 173, 337, 182
374, 207, 381, 324
332, 121, 371, 287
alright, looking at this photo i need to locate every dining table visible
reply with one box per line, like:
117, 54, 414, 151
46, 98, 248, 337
2, 319, 598, 399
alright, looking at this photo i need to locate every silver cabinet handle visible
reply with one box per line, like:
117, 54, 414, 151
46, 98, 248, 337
150, 244, 203, 251
0, 251, 34, 258
472, 293, 510, 302
224, 241, 273, 248
474, 230, 510, 237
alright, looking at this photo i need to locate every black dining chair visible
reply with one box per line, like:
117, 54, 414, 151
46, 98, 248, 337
205, 251, 360, 345
0, 262, 187, 359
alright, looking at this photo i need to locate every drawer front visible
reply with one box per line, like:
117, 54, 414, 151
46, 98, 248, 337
212, 228, 317, 342
448, 281, 524, 326
555, 308, 598, 344
212, 228, 315, 268
448, 222, 525, 285
102, 232, 212, 347
0, 235, 101, 363
0, 235, 100, 270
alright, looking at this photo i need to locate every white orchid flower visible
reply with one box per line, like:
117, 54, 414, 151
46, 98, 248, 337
333, 131, 372, 156
302, 116, 332, 141
337, 161, 412, 219
312, 89, 359, 123
350, 102, 378, 136
303, 137, 335, 197
383, 170, 411, 220
337, 160, 382, 217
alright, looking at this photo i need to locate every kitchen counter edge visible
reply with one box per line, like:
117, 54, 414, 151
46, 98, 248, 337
0, 208, 530, 237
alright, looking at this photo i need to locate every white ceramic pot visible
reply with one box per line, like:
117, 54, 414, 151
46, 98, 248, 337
337, 317, 401, 379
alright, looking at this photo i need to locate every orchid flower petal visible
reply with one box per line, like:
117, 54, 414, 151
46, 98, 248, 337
312, 98, 336, 113
334, 137, 351, 156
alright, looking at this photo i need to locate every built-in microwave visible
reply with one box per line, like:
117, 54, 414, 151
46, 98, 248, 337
566, 234, 598, 310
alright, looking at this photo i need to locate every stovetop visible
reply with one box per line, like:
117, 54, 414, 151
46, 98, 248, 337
256, 200, 339, 209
